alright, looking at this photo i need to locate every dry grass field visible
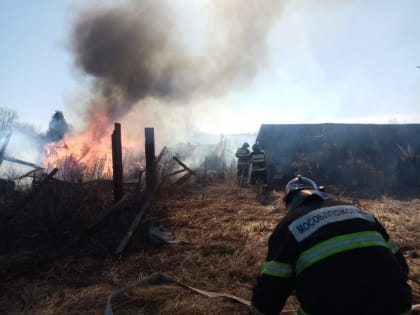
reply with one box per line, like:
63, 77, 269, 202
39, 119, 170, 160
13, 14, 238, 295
0, 176, 419, 314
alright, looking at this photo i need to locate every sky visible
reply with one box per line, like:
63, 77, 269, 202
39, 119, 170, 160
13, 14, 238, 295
1, 0, 420, 136
0, 1, 80, 131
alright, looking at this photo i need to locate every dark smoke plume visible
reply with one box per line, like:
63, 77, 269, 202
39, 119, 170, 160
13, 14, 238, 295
71, 0, 283, 123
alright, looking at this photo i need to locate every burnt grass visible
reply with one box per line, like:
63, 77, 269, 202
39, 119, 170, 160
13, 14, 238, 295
0, 176, 419, 314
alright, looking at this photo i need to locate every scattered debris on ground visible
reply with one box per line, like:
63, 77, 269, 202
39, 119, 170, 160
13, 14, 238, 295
0, 176, 419, 314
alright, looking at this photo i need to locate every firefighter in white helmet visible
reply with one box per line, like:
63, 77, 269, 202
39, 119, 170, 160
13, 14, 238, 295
235, 142, 251, 184
250, 175, 412, 315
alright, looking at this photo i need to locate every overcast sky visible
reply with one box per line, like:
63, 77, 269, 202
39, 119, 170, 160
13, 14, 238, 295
1, 0, 419, 135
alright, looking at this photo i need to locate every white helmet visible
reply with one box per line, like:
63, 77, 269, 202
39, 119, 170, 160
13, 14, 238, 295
283, 175, 330, 211
284, 175, 318, 200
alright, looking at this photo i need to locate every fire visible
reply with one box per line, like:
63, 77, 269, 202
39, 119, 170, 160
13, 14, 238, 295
42, 106, 152, 182
43, 117, 115, 182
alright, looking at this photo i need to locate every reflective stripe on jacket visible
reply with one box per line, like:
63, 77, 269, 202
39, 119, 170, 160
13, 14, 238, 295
235, 147, 251, 161
250, 151, 266, 171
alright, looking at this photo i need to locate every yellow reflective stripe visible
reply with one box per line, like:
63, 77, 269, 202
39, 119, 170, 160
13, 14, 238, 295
387, 238, 399, 254
261, 260, 293, 278
251, 155, 265, 163
297, 306, 411, 315
297, 306, 310, 315
297, 306, 409, 315
296, 231, 387, 274
249, 303, 267, 315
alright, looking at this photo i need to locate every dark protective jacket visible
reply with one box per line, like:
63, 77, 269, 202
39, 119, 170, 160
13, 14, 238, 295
249, 149, 267, 186
250, 149, 266, 172
236, 147, 251, 178
250, 197, 412, 315
236, 147, 251, 164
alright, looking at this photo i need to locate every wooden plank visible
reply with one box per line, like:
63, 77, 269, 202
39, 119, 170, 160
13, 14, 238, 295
28, 168, 59, 199
7, 168, 42, 181
115, 184, 160, 255
2, 155, 42, 169
173, 156, 195, 174
41, 168, 59, 182
162, 168, 188, 179
156, 146, 168, 163
114, 146, 170, 255
0, 130, 12, 166
174, 172, 193, 185
66, 194, 130, 248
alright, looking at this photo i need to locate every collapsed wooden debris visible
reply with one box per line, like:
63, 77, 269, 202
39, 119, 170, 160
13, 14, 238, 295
115, 183, 161, 255
169, 156, 196, 185
1, 124, 219, 259
31, 168, 59, 189
25, 168, 60, 201
1, 155, 42, 169
0, 129, 43, 170
0, 130, 12, 167
114, 152, 201, 255
13, 168, 44, 181
66, 194, 130, 249
0, 129, 44, 195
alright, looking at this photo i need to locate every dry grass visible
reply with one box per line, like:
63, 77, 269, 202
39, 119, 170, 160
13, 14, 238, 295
0, 176, 419, 314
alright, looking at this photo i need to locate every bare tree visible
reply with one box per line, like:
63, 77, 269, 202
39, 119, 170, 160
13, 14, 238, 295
0, 107, 17, 130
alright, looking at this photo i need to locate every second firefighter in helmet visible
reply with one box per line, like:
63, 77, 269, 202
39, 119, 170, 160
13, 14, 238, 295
250, 143, 267, 187
235, 142, 251, 182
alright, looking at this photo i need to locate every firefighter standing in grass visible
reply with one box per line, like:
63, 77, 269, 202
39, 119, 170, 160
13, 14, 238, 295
250, 175, 412, 315
235, 142, 251, 184
250, 143, 267, 188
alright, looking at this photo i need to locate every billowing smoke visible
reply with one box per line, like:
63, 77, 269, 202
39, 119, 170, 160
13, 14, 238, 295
71, 0, 283, 126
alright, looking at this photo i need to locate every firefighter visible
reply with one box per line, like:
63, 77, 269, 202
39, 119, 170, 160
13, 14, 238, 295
250, 175, 412, 315
235, 142, 251, 184
249, 143, 267, 187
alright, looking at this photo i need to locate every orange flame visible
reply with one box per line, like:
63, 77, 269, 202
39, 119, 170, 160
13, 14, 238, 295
42, 110, 149, 182
43, 122, 114, 181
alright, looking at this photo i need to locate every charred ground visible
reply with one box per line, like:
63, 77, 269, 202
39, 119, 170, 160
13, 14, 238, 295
0, 175, 419, 314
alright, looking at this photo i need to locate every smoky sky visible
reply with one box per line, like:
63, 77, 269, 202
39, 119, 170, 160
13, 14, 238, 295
71, 0, 283, 122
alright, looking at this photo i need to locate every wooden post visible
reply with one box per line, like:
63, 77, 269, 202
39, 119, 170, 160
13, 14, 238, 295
145, 127, 156, 192
112, 123, 123, 202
